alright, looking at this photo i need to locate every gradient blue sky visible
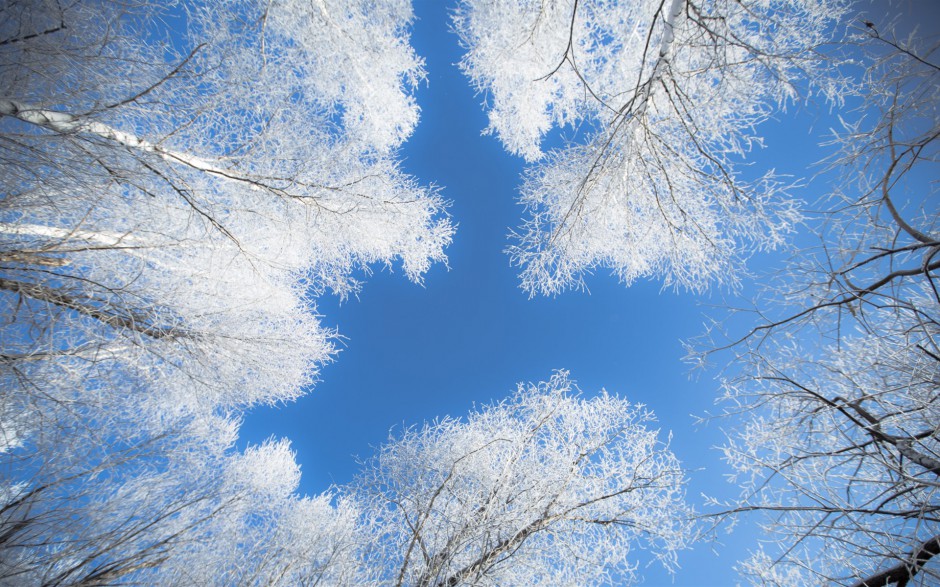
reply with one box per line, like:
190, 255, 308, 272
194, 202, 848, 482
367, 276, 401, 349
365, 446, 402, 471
239, 1, 922, 584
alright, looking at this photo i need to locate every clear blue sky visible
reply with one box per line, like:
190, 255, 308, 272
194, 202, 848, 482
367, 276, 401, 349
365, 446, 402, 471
239, 1, 918, 584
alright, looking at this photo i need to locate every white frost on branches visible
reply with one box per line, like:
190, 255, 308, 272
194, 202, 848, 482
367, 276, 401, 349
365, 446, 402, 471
454, 0, 847, 295
0, 0, 451, 583
355, 371, 692, 586
711, 16, 940, 584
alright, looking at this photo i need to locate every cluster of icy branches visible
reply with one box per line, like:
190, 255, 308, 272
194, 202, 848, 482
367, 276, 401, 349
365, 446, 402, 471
454, 0, 848, 295
2, 0, 936, 585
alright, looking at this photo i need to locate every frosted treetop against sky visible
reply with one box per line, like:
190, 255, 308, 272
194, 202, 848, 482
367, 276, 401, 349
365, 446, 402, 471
1, 0, 938, 585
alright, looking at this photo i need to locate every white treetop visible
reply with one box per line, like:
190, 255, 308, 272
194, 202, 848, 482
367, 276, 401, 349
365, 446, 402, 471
355, 372, 692, 586
0, 0, 451, 582
453, 0, 846, 295
0, 372, 690, 586
711, 17, 940, 586
0, 0, 452, 425
12, 0, 935, 585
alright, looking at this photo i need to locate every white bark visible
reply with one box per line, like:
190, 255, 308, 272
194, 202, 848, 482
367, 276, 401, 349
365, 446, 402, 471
0, 99, 266, 189
0, 221, 138, 247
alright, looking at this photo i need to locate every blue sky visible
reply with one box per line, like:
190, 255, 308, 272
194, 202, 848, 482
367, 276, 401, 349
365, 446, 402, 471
238, 1, 906, 584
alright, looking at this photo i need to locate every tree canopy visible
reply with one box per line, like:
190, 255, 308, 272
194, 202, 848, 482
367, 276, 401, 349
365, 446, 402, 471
710, 18, 940, 586
453, 0, 847, 295
0, 0, 450, 583
1, 0, 938, 585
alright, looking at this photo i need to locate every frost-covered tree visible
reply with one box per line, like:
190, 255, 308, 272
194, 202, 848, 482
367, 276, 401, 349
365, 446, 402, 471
0, 428, 366, 586
354, 371, 692, 587
710, 17, 940, 586
0, 0, 450, 420
157, 439, 368, 587
0, 416, 236, 585
0, 0, 451, 581
1, 372, 692, 586
453, 0, 847, 295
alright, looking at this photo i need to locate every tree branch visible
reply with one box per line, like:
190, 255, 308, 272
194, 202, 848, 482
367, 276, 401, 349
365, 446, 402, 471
851, 534, 940, 587
0, 277, 181, 340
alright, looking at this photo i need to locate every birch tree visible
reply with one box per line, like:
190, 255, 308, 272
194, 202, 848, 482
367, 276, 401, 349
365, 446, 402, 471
0, 0, 450, 416
156, 440, 368, 587
0, 0, 451, 450
0, 427, 366, 586
0, 0, 451, 582
354, 372, 692, 587
453, 0, 846, 295
710, 18, 940, 586
184, 373, 690, 586
1, 372, 692, 586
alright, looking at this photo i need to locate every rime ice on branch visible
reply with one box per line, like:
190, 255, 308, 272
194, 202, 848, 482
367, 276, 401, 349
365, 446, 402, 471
454, 0, 847, 295
0, 0, 449, 583
708, 16, 940, 587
